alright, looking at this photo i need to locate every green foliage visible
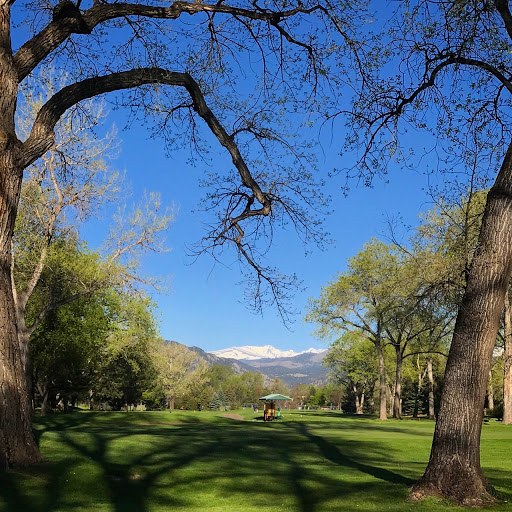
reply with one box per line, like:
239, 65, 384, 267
30, 250, 163, 412
31, 291, 111, 405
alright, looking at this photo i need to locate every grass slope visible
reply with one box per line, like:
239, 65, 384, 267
0, 410, 511, 511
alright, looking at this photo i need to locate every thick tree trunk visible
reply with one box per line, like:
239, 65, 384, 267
0, 1, 42, 469
393, 348, 402, 419
375, 342, 387, 420
503, 293, 512, 424
426, 356, 435, 420
409, 140, 512, 506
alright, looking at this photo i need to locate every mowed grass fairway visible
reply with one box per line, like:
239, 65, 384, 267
1, 410, 511, 512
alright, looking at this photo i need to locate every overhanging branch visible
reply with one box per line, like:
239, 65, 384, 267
14, 0, 324, 82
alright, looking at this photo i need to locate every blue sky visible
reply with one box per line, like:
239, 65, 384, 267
11, 2, 449, 354
81, 118, 435, 354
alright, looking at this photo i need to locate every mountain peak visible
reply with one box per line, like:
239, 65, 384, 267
208, 345, 324, 361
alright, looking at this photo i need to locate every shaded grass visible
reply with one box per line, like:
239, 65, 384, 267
0, 409, 510, 511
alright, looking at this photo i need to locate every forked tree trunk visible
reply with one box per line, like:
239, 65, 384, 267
409, 140, 512, 506
503, 293, 512, 424
353, 384, 364, 414
375, 342, 387, 420
37, 382, 50, 417
426, 356, 435, 420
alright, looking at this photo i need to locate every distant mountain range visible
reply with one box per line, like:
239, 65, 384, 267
242, 350, 328, 386
167, 342, 328, 386
209, 344, 324, 360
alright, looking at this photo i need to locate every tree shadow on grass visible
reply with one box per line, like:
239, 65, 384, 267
289, 423, 415, 487
290, 412, 435, 436
0, 414, 447, 512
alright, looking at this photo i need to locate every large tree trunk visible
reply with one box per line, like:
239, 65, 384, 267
0, 160, 41, 465
375, 342, 387, 420
393, 347, 402, 419
0, 5, 42, 467
503, 293, 512, 424
409, 140, 512, 506
426, 355, 435, 420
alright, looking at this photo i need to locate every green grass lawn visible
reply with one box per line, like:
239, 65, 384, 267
1, 409, 511, 511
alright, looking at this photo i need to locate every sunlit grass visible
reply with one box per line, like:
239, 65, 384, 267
0, 409, 510, 511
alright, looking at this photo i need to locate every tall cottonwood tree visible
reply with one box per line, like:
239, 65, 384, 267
306, 240, 399, 421
0, 0, 365, 467
345, 0, 512, 505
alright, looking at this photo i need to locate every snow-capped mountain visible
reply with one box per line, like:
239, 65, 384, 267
209, 344, 324, 361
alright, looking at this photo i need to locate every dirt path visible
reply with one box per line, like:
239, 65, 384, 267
222, 413, 244, 421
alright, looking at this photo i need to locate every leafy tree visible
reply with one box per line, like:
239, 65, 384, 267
324, 382, 345, 410
345, 1, 512, 502
11, 75, 175, 420
31, 290, 111, 414
266, 377, 290, 397
289, 383, 313, 409
307, 239, 405, 420
92, 292, 161, 410
324, 333, 378, 414
157, 342, 208, 411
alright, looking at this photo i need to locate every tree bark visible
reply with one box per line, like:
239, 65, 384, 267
503, 293, 512, 423
409, 139, 512, 506
387, 383, 394, 416
375, 342, 387, 420
487, 368, 494, 412
413, 360, 426, 419
393, 346, 403, 419
37, 382, 50, 417
353, 384, 364, 414
0, 3, 42, 467
426, 355, 435, 420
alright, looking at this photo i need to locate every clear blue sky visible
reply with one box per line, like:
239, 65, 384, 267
81, 116, 436, 354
